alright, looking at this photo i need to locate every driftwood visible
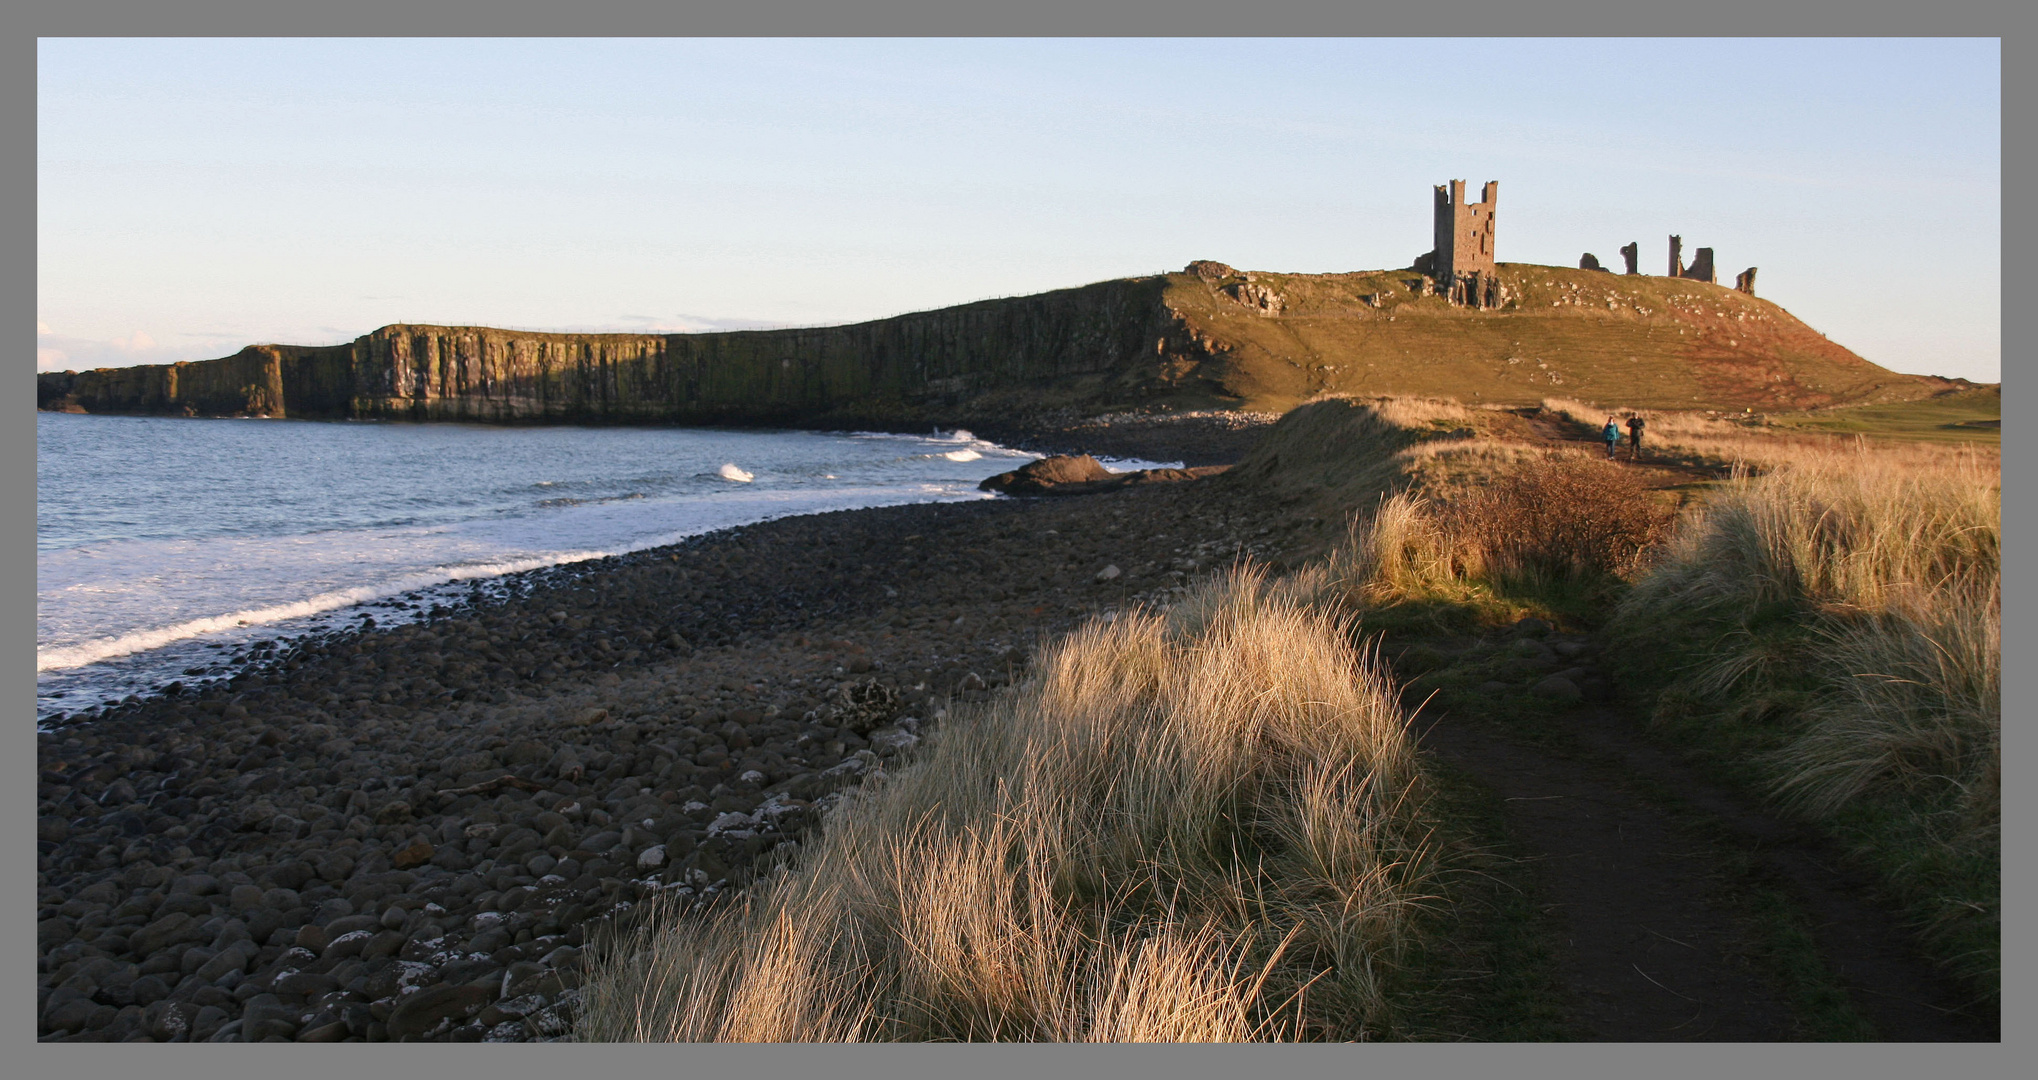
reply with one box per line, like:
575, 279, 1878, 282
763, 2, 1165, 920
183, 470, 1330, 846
437, 774, 548, 798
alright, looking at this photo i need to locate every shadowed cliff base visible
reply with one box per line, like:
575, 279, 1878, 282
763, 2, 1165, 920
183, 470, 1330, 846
37, 264, 1964, 431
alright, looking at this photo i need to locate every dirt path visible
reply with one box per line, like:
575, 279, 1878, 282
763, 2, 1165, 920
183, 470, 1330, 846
1389, 407, 1995, 1041
1415, 689, 1996, 1041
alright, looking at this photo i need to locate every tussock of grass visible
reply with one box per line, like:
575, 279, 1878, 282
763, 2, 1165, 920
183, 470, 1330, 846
1296, 457, 1673, 629
1223, 394, 1479, 505
1611, 449, 2000, 1000
575, 567, 1439, 1042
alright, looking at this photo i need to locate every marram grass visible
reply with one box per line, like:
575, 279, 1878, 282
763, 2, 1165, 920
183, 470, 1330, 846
575, 567, 1439, 1042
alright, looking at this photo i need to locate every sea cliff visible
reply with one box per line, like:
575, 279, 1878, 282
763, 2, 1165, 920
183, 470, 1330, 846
37, 275, 1197, 427
38, 264, 1954, 425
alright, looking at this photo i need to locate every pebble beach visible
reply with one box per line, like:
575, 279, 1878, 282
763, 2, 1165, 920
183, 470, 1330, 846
36, 414, 1303, 1043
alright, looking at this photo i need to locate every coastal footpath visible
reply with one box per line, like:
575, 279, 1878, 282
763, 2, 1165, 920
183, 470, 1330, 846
37, 263, 1954, 428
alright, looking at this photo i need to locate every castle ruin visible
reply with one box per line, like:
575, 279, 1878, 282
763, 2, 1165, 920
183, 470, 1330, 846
1407, 183, 1757, 301
1419, 179, 1504, 308
1668, 235, 1718, 284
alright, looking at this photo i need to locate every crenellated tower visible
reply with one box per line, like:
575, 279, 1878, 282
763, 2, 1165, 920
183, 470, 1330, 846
1430, 180, 1501, 307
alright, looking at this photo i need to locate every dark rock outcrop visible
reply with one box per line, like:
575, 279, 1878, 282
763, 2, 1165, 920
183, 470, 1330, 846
978, 455, 1228, 497
978, 455, 1117, 495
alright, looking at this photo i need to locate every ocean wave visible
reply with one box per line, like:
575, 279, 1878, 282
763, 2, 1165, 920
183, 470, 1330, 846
36, 549, 609, 673
38, 420, 1037, 714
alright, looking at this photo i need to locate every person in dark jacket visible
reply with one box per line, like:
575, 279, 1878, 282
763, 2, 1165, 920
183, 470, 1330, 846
1626, 414, 1646, 459
1602, 417, 1621, 459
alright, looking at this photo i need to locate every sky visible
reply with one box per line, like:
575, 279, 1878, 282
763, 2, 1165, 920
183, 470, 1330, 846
37, 38, 2001, 382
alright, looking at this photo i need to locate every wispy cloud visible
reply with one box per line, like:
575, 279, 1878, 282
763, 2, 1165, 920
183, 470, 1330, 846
36, 322, 241, 372
547, 313, 795, 335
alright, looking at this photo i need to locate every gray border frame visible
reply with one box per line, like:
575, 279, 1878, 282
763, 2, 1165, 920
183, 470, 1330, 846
17, 3, 2019, 1079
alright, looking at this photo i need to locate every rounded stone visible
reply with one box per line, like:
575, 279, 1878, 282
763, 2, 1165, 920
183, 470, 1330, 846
1531, 675, 1583, 703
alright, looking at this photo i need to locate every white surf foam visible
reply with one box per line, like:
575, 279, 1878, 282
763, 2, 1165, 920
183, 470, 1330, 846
36, 548, 610, 672
37, 418, 1043, 717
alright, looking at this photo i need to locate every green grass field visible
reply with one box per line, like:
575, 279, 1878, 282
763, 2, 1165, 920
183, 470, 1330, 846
1756, 386, 1999, 444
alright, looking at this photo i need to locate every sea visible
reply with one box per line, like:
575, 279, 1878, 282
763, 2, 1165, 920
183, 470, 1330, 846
36, 413, 1176, 725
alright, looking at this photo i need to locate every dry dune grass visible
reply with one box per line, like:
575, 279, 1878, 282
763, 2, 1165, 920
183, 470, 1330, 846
1224, 393, 1623, 528
1295, 460, 1675, 621
1263, 398, 1999, 997
575, 567, 1439, 1042
1223, 394, 1478, 504
1620, 449, 2000, 820
1613, 448, 2000, 994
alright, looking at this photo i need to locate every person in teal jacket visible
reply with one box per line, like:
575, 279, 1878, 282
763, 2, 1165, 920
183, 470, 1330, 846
1601, 417, 1621, 459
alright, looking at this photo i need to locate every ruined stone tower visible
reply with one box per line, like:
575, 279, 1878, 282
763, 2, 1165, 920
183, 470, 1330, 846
1685, 247, 1716, 283
1433, 180, 1502, 308
1669, 234, 1718, 283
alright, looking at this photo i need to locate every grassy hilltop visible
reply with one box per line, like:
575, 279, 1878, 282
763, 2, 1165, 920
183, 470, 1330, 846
1153, 263, 1954, 414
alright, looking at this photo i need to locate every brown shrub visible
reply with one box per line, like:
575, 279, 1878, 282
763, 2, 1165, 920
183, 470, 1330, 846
1438, 457, 1673, 581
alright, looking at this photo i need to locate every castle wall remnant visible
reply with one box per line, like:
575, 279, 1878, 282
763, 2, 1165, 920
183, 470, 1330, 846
1666, 235, 1719, 283
1431, 179, 1503, 308
1580, 253, 1608, 271
1735, 267, 1758, 296
1620, 242, 1639, 275
1684, 247, 1716, 284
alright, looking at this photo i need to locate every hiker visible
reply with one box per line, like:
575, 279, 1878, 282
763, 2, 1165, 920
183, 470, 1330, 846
1626, 414, 1645, 459
1602, 416, 1621, 459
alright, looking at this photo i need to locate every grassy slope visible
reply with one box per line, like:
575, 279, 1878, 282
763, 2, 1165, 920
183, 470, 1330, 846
1273, 401, 2000, 1017
1757, 385, 2000, 444
1160, 265, 1951, 414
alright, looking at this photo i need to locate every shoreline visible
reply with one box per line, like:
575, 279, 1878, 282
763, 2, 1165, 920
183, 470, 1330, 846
37, 417, 1302, 1042
37, 410, 1275, 726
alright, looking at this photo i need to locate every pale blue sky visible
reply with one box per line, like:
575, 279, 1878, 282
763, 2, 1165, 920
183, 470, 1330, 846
38, 38, 2000, 382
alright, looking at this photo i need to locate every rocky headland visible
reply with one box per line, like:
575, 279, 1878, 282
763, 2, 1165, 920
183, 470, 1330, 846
37, 262, 1955, 430
35, 417, 1320, 1043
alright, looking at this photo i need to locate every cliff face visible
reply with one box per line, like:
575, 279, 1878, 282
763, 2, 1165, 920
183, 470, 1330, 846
37, 275, 1200, 426
37, 264, 1951, 425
